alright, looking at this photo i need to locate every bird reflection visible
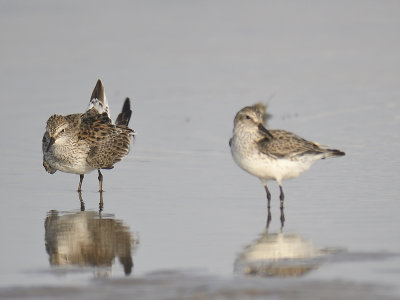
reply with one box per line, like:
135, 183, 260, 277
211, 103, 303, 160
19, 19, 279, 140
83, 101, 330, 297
234, 208, 325, 277
78, 191, 103, 212
266, 207, 285, 230
44, 209, 138, 276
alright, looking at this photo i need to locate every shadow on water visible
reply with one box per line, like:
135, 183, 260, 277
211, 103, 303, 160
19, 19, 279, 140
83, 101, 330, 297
235, 208, 338, 277
44, 195, 138, 277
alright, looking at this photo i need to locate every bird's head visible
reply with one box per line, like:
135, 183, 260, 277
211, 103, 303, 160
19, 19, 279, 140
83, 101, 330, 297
44, 115, 70, 151
233, 105, 273, 138
234, 106, 264, 129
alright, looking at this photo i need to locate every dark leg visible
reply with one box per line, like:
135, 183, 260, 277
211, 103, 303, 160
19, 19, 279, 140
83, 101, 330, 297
279, 185, 285, 208
98, 169, 103, 192
78, 174, 84, 192
280, 206, 285, 230
78, 191, 85, 211
264, 185, 272, 208
266, 207, 272, 230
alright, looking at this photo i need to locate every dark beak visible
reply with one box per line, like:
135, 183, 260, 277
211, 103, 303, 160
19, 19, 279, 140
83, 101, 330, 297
47, 137, 55, 152
258, 123, 274, 139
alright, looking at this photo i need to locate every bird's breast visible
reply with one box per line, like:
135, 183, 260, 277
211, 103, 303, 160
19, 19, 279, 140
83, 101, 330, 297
43, 141, 94, 174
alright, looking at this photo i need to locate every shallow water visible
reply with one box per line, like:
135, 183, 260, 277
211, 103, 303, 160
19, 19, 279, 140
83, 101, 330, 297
1, 0, 400, 299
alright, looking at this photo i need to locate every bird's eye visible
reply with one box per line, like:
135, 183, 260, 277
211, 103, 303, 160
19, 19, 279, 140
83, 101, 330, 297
60, 129, 65, 134
245, 115, 251, 120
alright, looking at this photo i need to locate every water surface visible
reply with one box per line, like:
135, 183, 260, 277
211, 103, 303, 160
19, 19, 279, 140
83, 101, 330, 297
0, 1, 400, 299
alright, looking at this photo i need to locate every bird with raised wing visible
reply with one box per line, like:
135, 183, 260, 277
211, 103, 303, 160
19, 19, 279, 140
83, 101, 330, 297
42, 79, 134, 192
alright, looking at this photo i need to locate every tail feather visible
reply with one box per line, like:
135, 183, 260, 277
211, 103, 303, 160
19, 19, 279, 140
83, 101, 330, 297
116, 98, 132, 126
88, 79, 110, 116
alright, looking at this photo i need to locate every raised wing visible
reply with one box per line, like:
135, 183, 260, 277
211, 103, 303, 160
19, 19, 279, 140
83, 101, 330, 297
87, 79, 110, 118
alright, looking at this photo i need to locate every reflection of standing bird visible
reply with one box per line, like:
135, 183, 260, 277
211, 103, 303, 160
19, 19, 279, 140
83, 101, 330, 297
42, 79, 134, 192
45, 210, 137, 276
234, 230, 326, 277
229, 104, 345, 208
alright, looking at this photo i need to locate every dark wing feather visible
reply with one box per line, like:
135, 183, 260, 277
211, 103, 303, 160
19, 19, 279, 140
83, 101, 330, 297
257, 129, 325, 158
79, 111, 132, 169
115, 98, 132, 126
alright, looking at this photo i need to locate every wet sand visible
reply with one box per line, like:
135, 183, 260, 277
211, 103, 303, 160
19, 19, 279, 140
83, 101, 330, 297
1, 271, 398, 300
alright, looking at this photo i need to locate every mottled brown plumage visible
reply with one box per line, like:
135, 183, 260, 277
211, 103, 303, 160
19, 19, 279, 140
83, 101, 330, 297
42, 79, 134, 192
257, 130, 342, 159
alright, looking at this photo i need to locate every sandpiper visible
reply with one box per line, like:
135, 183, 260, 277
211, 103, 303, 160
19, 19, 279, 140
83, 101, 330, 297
229, 104, 345, 208
42, 79, 134, 192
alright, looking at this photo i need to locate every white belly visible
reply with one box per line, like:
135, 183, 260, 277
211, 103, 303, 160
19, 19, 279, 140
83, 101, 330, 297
231, 145, 314, 184
53, 160, 96, 174
44, 143, 96, 174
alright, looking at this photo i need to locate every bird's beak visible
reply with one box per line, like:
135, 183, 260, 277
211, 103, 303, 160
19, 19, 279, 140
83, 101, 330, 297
258, 123, 273, 139
47, 137, 55, 151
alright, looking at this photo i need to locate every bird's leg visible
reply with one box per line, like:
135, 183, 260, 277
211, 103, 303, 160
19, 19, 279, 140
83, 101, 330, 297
266, 206, 272, 229
279, 185, 285, 208
78, 191, 85, 211
98, 169, 103, 192
78, 174, 84, 192
280, 206, 285, 231
264, 185, 272, 208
